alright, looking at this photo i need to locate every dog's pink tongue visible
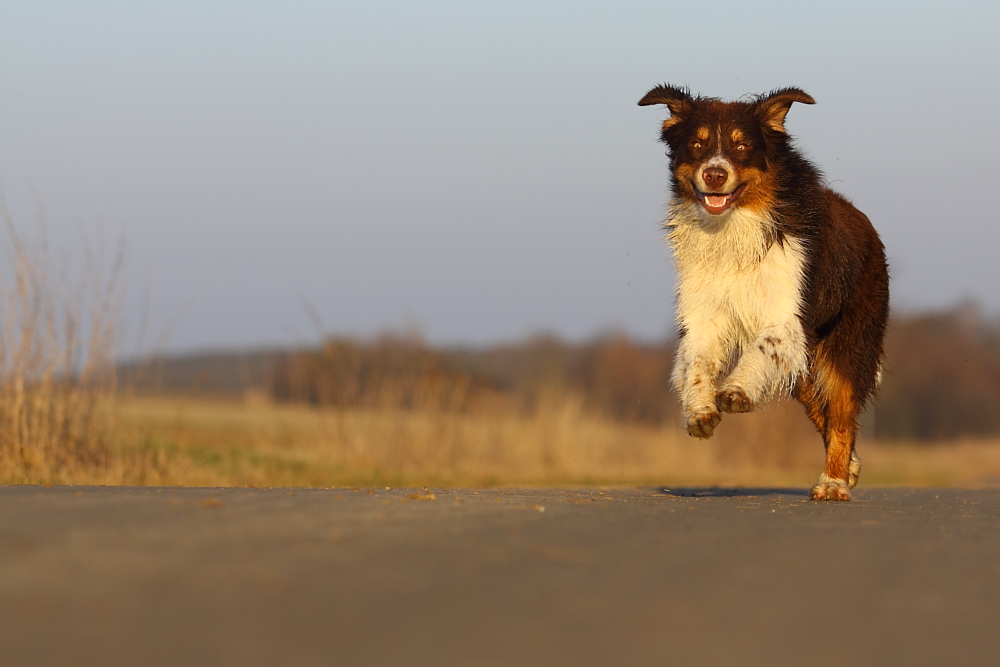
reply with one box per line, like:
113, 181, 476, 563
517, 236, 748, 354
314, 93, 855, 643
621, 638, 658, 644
705, 194, 729, 208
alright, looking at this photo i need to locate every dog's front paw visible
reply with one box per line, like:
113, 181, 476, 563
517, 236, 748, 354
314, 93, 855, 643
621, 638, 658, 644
715, 387, 754, 414
810, 479, 852, 501
687, 410, 721, 439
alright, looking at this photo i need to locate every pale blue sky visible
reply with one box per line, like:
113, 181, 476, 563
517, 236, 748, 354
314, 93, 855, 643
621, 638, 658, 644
1, 1, 997, 351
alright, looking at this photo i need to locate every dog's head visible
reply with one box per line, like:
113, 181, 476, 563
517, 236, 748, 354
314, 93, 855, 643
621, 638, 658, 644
639, 85, 814, 217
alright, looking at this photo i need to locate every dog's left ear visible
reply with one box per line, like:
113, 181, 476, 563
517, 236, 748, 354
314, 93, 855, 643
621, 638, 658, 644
757, 88, 815, 133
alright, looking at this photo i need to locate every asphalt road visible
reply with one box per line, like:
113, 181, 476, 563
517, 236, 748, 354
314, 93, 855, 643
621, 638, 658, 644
2, 485, 999, 667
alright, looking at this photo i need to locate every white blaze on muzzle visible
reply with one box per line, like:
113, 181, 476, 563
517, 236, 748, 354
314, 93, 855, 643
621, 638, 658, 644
696, 156, 736, 194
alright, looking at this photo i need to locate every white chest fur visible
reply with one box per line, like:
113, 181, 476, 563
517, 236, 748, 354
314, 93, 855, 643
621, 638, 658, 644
667, 201, 809, 409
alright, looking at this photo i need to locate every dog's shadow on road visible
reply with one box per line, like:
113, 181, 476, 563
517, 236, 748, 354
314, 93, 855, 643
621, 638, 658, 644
657, 487, 809, 498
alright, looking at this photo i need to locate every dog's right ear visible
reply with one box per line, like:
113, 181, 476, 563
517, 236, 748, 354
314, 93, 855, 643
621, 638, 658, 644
637, 84, 692, 130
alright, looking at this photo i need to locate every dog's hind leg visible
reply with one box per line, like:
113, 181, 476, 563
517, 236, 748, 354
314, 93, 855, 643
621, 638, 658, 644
812, 391, 858, 501
848, 449, 861, 489
798, 345, 860, 501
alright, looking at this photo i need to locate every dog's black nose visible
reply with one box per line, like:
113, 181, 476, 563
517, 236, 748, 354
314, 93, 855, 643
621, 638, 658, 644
702, 167, 728, 190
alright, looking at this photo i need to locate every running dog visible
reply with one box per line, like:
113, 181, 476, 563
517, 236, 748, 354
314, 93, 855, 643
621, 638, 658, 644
639, 85, 889, 500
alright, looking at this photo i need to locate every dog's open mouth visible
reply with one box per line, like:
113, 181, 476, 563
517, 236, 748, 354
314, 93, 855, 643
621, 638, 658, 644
695, 184, 746, 215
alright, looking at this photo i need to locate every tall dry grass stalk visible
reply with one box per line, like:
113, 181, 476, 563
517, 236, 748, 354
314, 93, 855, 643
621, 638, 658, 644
0, 202, 129, 484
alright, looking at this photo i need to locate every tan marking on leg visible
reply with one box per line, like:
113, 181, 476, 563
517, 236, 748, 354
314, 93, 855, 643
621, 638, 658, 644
805, 350, 860, 501
820, 365, 857, 483
794, 374, 827, 435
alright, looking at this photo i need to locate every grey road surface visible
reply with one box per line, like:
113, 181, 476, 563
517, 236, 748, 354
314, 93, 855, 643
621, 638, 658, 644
1, 485, 999, 667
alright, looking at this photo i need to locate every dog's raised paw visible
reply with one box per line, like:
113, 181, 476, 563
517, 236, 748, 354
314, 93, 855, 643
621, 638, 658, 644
810, 480, 852, 501
687, 410, 721, 439
715, 387, 754, 414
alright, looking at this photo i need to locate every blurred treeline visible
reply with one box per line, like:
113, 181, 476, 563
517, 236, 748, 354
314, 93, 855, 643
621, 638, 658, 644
876, 304, 1000, 440
128, 304, 1000, 442
270, 332, 677, 424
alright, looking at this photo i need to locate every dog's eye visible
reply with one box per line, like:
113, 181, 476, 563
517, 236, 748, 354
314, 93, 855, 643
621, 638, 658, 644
690, 140, 702, 150
735, 143, 748, 152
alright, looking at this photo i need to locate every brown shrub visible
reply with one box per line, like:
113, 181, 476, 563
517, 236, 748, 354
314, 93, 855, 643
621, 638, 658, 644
271, 331, 478, 412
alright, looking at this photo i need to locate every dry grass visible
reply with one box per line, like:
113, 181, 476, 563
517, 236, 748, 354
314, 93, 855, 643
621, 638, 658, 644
1, 205, 998, 490
0, 205, 147, 485
95, 393, 1000, 489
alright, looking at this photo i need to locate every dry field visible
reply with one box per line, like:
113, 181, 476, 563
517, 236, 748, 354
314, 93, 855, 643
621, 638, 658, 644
2, 215, 999, 490
9, 393, 996, 489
